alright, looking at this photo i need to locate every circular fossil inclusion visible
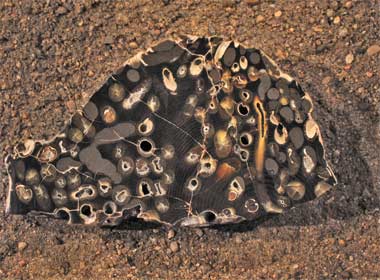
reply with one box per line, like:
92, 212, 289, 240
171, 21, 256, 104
5, 36, 337, 227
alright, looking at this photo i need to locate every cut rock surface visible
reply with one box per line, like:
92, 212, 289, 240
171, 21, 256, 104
5, 36, 337, 227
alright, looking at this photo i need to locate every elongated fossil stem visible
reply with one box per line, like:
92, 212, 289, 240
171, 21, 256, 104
253, 96, 267, 180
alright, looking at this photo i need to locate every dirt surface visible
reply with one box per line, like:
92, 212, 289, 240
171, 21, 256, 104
0, 0, 379, 279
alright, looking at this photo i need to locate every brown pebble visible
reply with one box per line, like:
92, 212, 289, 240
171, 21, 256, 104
333, 16, 340, 25
129, 41, 139, 49
18, 241, 28, 251
169, 241, 179, 253
344, 1, 353, 8
367, 44, 380, 56
326, 9, 334, 17
274, 10, 282, 17
345, 53, 354, 64
256, 15, 265, 23
167, 229, 176, 240
235, 235, 243, 244
338, 239, 346, 247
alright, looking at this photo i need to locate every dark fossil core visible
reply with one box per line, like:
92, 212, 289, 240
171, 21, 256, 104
5, 36, 337, 227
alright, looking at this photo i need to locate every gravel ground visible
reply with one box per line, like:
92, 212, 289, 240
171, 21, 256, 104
0, 0, 379, 279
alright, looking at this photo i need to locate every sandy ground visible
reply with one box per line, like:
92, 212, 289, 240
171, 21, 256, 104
0, 0, 379, 279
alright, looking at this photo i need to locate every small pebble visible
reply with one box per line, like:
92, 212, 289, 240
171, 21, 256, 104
345, 53, 354, 64
344, 1, 353, 9
235, 235, 243, 244
169, 241, 179, 253
367, 44, 380, 56
333, 16, 341, 25
338, 239, 346, 247
274, 10, 282, 17
256, 15, 265, 23
167, 229, 176, 240
326, 9, 334, 17
129, 41, 139, 49
18, 241, 28, 252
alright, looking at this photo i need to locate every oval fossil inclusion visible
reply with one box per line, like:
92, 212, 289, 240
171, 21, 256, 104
5, 36, 337, 227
